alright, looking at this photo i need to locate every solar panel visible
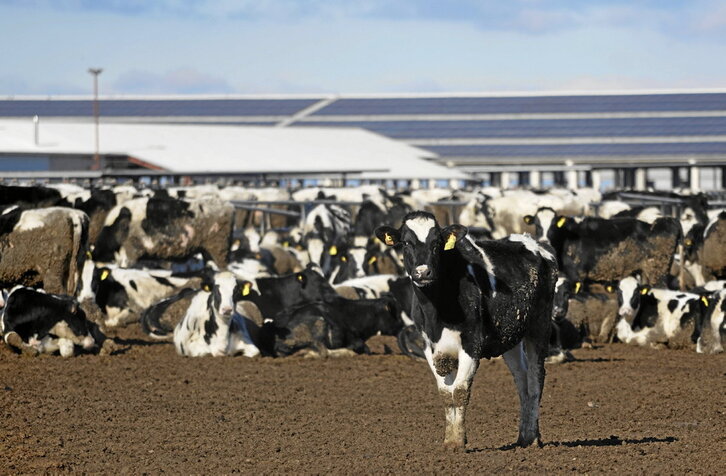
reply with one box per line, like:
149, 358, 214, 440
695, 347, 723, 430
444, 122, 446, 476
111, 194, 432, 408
312, 94, 726, 116
423, 142, 726, 157
300, 117, 726, 139
0, 99, 320, 117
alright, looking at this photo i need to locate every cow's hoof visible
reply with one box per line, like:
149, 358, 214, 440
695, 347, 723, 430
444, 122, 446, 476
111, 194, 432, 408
442, 440, 466, 452
516, 436, 543, 448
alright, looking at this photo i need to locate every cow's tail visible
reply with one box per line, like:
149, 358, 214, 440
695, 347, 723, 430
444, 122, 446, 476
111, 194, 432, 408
140, 288, 197, 340
397, 325, 426, 361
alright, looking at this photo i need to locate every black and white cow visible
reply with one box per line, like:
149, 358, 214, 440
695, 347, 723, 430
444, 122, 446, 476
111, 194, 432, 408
697, 289, 725, 354
0, 207, 89, 295
526, 211, 680, 287
77, 263, 203, 327
173, 271, 260, 357
271, 293, 403, 356
93, 196, 234, 267
1, 287, 106, 357
376, 211, 558, 449
615, 275, 709, 348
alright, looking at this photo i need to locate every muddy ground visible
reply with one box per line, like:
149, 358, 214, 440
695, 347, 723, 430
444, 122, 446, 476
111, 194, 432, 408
1, 327, 724, 474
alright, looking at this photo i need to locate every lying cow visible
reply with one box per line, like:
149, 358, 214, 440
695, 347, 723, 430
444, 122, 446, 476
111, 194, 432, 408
615, 275, 709, 349
270, 293, 403, 356
173, 271, 260, 357
1, 287, 106, 357
376, 211, 558, 450
77, 262, 202, 327
697, 289, 726, 354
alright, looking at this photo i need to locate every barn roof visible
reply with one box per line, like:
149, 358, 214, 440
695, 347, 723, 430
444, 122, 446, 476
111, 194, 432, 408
3, 90, 726, 172
0, 119, 469, 179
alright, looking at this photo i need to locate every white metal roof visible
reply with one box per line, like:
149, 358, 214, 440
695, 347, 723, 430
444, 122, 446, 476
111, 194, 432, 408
0, 119, 469, 179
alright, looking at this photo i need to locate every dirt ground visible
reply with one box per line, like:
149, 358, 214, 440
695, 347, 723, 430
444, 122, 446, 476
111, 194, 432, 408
1, 327, 724, 474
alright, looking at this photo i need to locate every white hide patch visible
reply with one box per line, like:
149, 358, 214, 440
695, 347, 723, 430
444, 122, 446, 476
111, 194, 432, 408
508, 234, 556, 263
435, 327, 462, 357
14, 209, 51, 232
405, 216, 436, 243
463, 235, 496, 291
535, 208, 556, 241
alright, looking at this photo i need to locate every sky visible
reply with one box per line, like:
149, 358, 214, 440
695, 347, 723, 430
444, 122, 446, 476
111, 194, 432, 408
2, 0, 726, 96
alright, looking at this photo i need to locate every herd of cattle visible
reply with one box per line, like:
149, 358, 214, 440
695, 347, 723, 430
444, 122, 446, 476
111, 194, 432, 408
0, 183, 725, 360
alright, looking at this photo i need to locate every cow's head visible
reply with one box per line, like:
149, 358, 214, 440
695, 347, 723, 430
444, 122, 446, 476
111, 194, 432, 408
523, 207, 569, 244
375, 211, 467, 288
204, 271, 246, 319
617, 274, 645, 320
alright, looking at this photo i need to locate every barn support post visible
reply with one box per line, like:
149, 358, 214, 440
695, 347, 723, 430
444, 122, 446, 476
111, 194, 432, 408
689, 166, 700, 192
591, 170, 601, 191
500, 172, 511, 189
635, 168, 647, 191
530, 170, 541, 188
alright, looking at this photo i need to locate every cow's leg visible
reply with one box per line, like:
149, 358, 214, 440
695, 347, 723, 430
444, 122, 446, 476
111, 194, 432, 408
520, 335, 547, 447
425, 340, 479, 450
502, 341, 530, 444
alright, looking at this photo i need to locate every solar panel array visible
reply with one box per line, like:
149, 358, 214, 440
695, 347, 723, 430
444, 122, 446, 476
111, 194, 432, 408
2, 92, 726, 170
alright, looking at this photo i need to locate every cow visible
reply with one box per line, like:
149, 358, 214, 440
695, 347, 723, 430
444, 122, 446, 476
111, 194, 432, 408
0, 207, 89, 295
546, 276, 585, 364
697, 289, 726, 354
375, 211, 558, 449
270, 293, 403, 356
1, 287, 106, 357
173, 271, 260, 357
615, 275, 709, 349
526, 210, 680, 287
77, 263, 203, 327
92, 195, 234, 267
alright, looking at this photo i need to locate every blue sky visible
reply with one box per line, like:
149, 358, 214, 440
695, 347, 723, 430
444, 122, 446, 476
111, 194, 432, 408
2, 0, 726, 96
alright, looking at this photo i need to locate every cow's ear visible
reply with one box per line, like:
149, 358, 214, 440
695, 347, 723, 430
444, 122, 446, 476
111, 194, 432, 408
523, 215, 534, 225
555, 216, 568, 229
375, 226, 400, 247
441, 225, 468, 251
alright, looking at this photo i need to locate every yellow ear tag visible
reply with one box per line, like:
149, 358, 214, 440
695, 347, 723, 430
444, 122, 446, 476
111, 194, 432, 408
296, 274, 303, 282
242, 283, 251, 297
640, 287, 649, 295
574, 281, 581, 294
203, 285, 211, 292
556, 217, 567, 228
606, 285, 613, 293
86, 250, 93, 259
444, 233, 456, 251
368, 256, 377, 265
341, 256, 347, 262
329, 245, 338, 256
685, 239, 693, 246
283, 241, 289, 248
701, 296, 709, 306
384, 233, 394, 246
100, 269, 109, 281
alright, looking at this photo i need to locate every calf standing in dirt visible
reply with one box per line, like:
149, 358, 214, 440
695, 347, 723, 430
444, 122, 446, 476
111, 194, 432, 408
376, 212, 557, 450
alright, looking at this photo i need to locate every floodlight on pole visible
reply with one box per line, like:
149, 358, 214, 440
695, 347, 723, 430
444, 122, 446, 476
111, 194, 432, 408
88, 68, 103, 170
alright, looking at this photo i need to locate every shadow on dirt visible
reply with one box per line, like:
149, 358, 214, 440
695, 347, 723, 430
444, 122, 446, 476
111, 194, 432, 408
468, 435, 677, 453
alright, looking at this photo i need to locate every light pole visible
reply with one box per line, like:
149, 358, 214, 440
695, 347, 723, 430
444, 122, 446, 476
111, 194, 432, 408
88, 68, 103, 170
